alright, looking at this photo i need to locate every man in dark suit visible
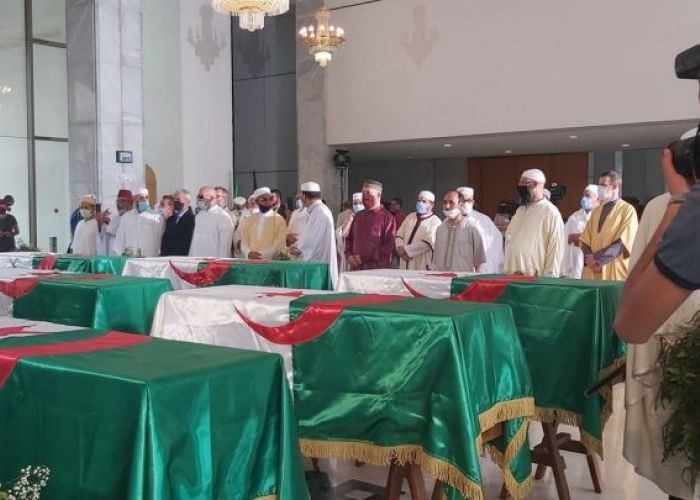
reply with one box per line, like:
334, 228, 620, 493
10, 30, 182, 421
161, 189, 195, 256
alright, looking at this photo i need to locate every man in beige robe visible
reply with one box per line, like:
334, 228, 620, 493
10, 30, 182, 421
395, 190, 442, 270
241, 187, 287, 259
580, 170, 638, 281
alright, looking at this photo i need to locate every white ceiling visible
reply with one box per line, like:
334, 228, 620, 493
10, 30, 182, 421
331, 120, 698, 161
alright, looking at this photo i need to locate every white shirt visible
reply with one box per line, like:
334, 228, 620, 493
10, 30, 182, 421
295, 201, 339, 289
72, 219, 99, 256
112, 209, 165, 257
287, 208, 308, 236
189, 204, 234, 258
432, 217, 487, 272
470, 209, 504, 273
561, 208, 592, 279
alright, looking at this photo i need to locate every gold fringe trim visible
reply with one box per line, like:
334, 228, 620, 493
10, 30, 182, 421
299, 439, 485, 500
254, 496, 277, 500
488, 419, 533, 500
533, 356, 627, 459
477, 397, 535, 448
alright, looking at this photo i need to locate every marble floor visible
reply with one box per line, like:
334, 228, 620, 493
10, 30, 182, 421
307, 385, 699, 499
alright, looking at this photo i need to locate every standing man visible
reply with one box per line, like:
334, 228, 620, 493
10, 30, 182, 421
289, 182, 338, 289
72, 195, 105, 256
162, 190, 195, 256
457, 187, 504, 273
345, 180, 396, 270
580, 171, 638, 281
561, 185, 599, 279
103, 189, 133, 256
336, 193, 363, 273
395, 190, 442, 270
113, 188, 164, 257
0, 196, 19, 252
189, 186, 234, 258
504, 169, 565, 277
241, 187, 287, 259
286, 190, 308, 246
432, 190, 487, 272
388, 197, 407, 229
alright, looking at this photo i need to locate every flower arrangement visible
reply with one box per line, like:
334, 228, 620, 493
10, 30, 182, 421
273, 251, 291, 261
16, 239, 39, 252
0, 466, 50, 500
658, 313, 700, 489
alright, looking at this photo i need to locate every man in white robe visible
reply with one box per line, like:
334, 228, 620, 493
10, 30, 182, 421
289, 182, 339, 289
101, 189, 135, 256
432, 190, 486, 272
561, 185, 599, 278
189, 186, 234, 258
113, 188, 164, 257
336, 192, 362, 273
457, 187, 504, 273
72, 195, 105, 256
623, 146, 700, 500
286, 191, 308, 246
504, 169, 565, 277
240, 187, 287, 259
395, 190, 442, 271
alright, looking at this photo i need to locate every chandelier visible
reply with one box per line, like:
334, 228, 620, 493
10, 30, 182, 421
211, 0, 289, 32
298, 6, 345, 68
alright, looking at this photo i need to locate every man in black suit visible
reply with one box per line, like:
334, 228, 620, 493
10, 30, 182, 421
161, 189, 195, 256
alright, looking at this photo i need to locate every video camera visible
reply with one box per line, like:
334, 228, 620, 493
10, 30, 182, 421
675, 44, 700, 178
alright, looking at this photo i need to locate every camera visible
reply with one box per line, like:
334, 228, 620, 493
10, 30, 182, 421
548, 183, 567, 203
675, 44, 700, 79
668, 137, 699, 183
333, 149, 351, 169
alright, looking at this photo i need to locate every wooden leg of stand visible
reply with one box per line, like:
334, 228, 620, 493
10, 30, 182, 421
405, 464, 427, 500
586, 453, 602, 493
431, 480, 443, 500
542, 423, 571, 500
311, 458, 320, 472
534, 463, 547, 480
385, 461, 406, 500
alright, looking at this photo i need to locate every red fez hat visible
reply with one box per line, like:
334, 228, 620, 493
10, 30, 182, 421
117, 189, 133, 200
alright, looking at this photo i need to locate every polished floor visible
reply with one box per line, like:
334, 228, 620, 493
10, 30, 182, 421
309, 385, 699, 499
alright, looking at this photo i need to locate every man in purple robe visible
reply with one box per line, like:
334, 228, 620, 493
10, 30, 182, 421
345, 179, 397, 270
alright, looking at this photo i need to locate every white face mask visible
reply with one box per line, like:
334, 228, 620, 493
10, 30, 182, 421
443, 208, 460, 219
461, 202, 474, 216
598, 185, 612, 202
249, 207, 260, 215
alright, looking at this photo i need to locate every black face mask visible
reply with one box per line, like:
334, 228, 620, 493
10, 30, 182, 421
517, 186, 532, 205
258, 205, 272, 214
173, 201, 184, 213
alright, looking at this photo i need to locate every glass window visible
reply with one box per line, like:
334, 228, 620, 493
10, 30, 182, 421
0, 137, 30, 247
0, 0, 25, 45
32, 0, 66, 44
35, 140, 70, 252
0, 43, 28, 138
33, 44, 68, 138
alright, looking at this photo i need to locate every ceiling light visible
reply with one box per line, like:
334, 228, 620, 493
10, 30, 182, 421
505, 150, 512, 154
443, 143, 452, 148
621, 143, 630, 148
408, 155, 414, 159
569, 135, 578, 140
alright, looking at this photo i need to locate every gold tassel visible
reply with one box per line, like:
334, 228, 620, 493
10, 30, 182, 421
487, 420, 533, 500
478, 397, 535, 432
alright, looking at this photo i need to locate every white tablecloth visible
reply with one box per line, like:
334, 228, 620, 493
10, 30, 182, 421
0, 252, 49, 270
0, 316, 85, 337
337, 269, 474, 299
0, 268, 66, 316
122, 257, 204, 290
150, 284, 337, 385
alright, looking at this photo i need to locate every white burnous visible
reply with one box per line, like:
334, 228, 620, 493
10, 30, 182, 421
211, 0, 289, 32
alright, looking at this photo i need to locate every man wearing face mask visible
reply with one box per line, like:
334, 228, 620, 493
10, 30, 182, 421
457, 187, 504, 273
188, 186, 234, 258
504, 169, 565, 277
113, 188, 164, 257
286, 191, 308, 247
72, 195, 106, 256
580, 171, 638, 281
432, 190, 486, 272
162, 190, 195, 256
241, 187, 287, 260
395, 190, 441, 270
289, 182, 338, 288
345, 180, 396, 270
336, 193, 363, 273
561, 185, 599, 279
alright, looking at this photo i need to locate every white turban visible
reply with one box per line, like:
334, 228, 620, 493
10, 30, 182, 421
301, 181, 321, 192
233, 196, 246, 206
352, 192, 362, 201
80, 194, 96, 204
253, 187, 271, 198
136, 188, 149, 197
418, 190, 435, 202
521, 169, 546, 184
584, 184, 599, 195
457, 186, 474, 199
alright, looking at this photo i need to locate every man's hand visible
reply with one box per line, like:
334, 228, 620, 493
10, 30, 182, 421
286, 233, 298, 246
585, 254, 597, 268
396, 246, 408, 260
95, 209, 111, 225
288, 246, 301, 257
348, 255, 362, 268
568, 233, 581, 245
248, 251, 263, 260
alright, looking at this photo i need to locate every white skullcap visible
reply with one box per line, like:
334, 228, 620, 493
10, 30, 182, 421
80, 194, 96, 204
584, 184, 599, 194
352, 192, 363, 201
521, 169, 546, 184
136, 188, 149, 196
457, 186, 474, 198
543, 189, 551, 200
253, 187, 271, 198
233, 196, 246, 205
418, 190, 435, 202
301, 181, 321, 192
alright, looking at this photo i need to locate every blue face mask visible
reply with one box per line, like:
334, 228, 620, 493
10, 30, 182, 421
196, 200, 206, 212
415, 201, 429, 215
295, 199, 303, 210
581, 196, 593, 212
137, 201, 149, 214
352, 204, 364, 214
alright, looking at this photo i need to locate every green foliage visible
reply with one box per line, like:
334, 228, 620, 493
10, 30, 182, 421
16, 238, 39, 252
658, 313, 700, 489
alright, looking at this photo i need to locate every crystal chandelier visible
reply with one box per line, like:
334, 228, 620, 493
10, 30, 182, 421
211, 0, 290, 32
298, 6, 345, 68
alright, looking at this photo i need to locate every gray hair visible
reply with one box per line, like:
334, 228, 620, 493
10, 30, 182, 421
600, 170, 622, 188
174, 189, 191, 203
